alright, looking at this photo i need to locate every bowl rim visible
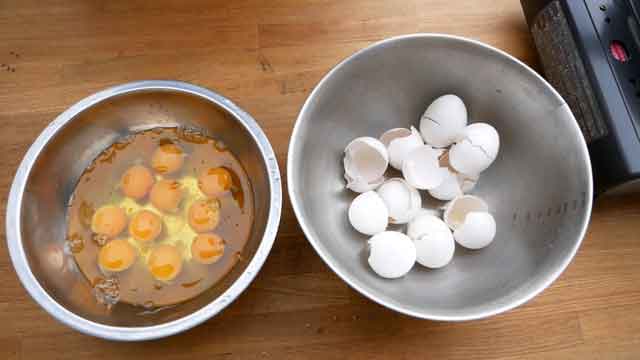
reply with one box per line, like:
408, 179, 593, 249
6, 80, 282, 340
287, 33, 594, 321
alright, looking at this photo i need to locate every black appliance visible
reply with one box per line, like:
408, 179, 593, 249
521, 0, 640, 195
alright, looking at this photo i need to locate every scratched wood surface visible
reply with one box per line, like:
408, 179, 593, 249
0, 1, 639, 359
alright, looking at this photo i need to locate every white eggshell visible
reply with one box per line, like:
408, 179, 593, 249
376, 178, 422, 224
443, 195, 489, 230
420, 94, 468, 148
449, 123, 500, 176
407, 213, 454, 268
414, 207, 443, 219
414, 233, 455, 269
454, 211, 496, 249
368, 231, 417, 279
458, 173, 479, 193
381, 126, 424, 170
344, 137, 389, 192
348, 191, 389, 235
407, 212, 447, 240
402, 145, 449, 190
344, 172, 384, 193
380, 128, 410, 147
428, 170, 462, 201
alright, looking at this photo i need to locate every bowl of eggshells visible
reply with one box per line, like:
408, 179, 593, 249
288, 34, 593, 320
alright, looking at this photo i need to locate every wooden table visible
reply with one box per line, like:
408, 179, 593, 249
1, 1, 639, 358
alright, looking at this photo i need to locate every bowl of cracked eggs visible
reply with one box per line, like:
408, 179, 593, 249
288, 34, 593, 320
6, 81, 281, 340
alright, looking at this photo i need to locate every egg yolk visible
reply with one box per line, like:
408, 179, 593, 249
197, 167, 233, 198
188, 199, 220, 233
150, 179, 183, 212
98, 239, 136, 273
151, 143, 184, 174
120, 165, 154, 199
129, 210, 163, 243
147, 244, 183, 281
191, 233, 225, 264
91, 206, 127, 238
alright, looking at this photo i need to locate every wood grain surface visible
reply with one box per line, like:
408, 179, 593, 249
1, 1, 639, 359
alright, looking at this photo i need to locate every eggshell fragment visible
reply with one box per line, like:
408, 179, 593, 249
344, 172, 384, 193
407, 213, 456, 270
408, 212, 447, 240
380, 128, 410, 147
414, 230, 455, 269
428, 170, 462, 201
454, 211, 496, 249
376, 178, 421, 224
449, 123, 500, 176
429, 170, 480, 200
402, 145, 449, 190
368, 231, 416, 279
344, 137, 389, 193
420, 94, 468, 148
348, 191, 389, 236
458, 173, 479, 193
443, 195, 489, 230
380, 127, 424, 170
413, 207, 443, 219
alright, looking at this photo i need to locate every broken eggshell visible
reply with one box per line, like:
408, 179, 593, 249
368, 231, 417, 279
420, 94, 468, 148
458, 173, 479, 193
344, 173, 384, 193
344, 137, 389, 193
443, 195, 489, 230
449, 123, 500, 176
428, 170, 461, 201
429, 171, 479, 200
380, 128, 410, 147
376, 178, 421, 224
380, 127, 424, 170
402, 145, 449, 190
454, 211, 497, 249
348, 191, 389, 236
408, 213, 455, 269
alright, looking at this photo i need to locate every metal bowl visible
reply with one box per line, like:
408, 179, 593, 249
288, 34, 593, 320
6, 81, 281, 340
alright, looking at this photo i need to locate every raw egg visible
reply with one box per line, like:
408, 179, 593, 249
151, 143, 184, 174
121, 165, 154, 199
129, 210, 163, 243
147, 244, 183, 282
188, 199, 220, 233
197, 167, 232, 198
191, 233, 225, 264
98, 239, 137, 273
150, 179, 183, 212
91, 205, 127, 238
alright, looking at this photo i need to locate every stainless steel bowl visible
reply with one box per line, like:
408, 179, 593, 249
6, 81, 282, 340
288, 34, 593, 320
